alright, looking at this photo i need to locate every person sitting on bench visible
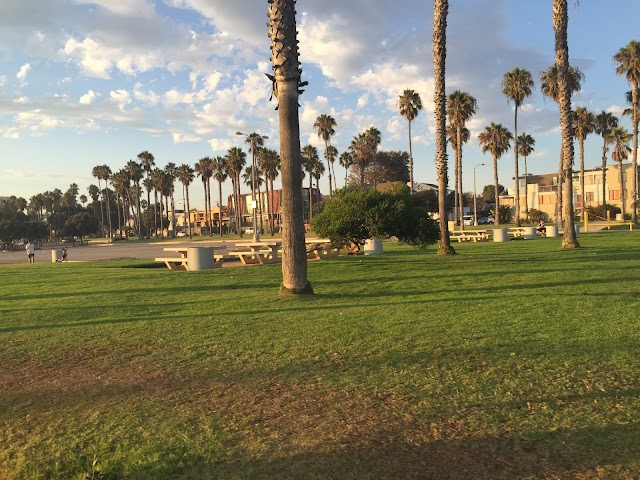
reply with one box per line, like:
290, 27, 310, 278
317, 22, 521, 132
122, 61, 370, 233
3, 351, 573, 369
537, 220, 547, 236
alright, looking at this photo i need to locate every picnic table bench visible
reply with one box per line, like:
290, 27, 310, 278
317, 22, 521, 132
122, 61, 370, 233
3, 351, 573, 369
228, 241, 281, 265
155, 247, 223, 270
508, 227, 528, 237
305, 238, 341, 259
449, 230, 491, 242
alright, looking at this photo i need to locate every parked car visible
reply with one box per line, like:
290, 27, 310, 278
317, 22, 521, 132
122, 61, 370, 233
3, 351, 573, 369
244, 227, 254, 234
462, 215, 474, 226
176, 231, 187, 237
477, 216, 489, 225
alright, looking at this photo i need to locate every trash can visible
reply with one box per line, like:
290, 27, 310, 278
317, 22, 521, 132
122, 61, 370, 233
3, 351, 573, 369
51, 249, 61, 263
187, 247, 215, 271
523, 227, 537, 239
364, 238, 383, 255
492, 228, 508, 243
546, 225, 558, 238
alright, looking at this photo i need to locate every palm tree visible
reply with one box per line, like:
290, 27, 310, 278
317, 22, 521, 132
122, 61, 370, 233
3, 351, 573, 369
91, 165, 105, 235
125, 160, 144, 239
137, 151, 155, 238
267, 0, 311, 292
226, 147, 247, 236
110, 171, 127, 235
301, 145, 319, 221
502, 67, 534, 226
551, 0, 580, 247
314, 114, 337, 195
614, 40, 640, 224
447, 90, 477, 230
176, 164, 195, 238
572, 107, 595, 215
433, 0, 453, 254
349, 133, 368, 185
399, 89, 423, 193
446, 123, 469, 227
608, 126, 633, 219
594, 111, 618, 217
517, 133, 535, 220
149, 167, 165, 237
324, 145, 338, 194
339, 151, 353, 187
98, 165, 113, 239
312, 157, 326, 197
261, 148, 281, 235
195, 157, 214, 235
243, 133, 268, 235
211, 156, 228, 236
164, 163, 177, 237
478, 122, 512, 226
540, 63, 583, 228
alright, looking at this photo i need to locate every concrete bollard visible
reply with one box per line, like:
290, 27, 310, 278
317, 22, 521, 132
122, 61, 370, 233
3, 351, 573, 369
492, 228, 508, 243
187, 247, 215, 271
51, 249, 61, 263
546, 225, 558, 238
524, 227, 537, 239
364, 238, 384, 255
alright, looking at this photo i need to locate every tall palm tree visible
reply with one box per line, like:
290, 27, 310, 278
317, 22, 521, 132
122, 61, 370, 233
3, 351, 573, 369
502, 67, 534, 227
149, 167, 165, 237
211, 156, 228, 236
176, 164, 195, 238
324, 145, 338, 194
399, 89, 423, 193
226, 147, 247, 236
91, 165, 105, 236
312, 157, 326, 196
572, 107, 595, 215
614, 40, 640, 224
339, 151, 353, 187
517, 133, 535, 220
608, 126, 633, 219
540, 63, 583, 227
125, 160, 144, 239
99, 165, 113, 239
301, 145, 319, 221
267, 0, 310, 292
195, 157, 214, 235
244, 133, 267, 235
313, 114, 337, 195
349, 133, 368, 185
433, 0, 453, 254
261, 148, 281, 235
478, 122, 512, 226
164, 163, 177, 237
594, 111, 618, 217
110, 171, 127, 235
446, 123, 470, 227
137, 151, 155, 238
447, 90, 477, 230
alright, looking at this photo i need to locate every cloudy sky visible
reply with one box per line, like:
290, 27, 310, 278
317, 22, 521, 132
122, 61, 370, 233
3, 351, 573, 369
1, 0, 639, 208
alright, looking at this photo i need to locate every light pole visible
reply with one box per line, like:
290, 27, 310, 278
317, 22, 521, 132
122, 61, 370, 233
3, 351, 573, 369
473, 163, 485, 226
236, 131, 268, 242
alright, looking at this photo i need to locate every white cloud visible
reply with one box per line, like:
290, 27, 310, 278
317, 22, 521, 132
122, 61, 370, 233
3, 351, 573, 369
79, 90, 97, 105
13, 96, 29, 104
208, 138, 233, 152
356, 94, 369, 109
110, 89, 131, 109
172, 132, 201, 144
16, 63, 31, 82
0, 75, 6, 87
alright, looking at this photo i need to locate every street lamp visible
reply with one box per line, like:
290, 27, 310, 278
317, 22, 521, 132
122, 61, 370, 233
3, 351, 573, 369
236, 131, 269, 242
473, 163, 485, 226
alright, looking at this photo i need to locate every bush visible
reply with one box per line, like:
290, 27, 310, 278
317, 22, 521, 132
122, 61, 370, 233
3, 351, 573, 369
586, 204, 620, 221
527, 208, 548, 223
311, 186, 439, 252
490, 205, 512, 224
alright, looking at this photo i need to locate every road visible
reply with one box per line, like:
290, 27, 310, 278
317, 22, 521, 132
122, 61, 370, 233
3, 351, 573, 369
0, 240, 236, 265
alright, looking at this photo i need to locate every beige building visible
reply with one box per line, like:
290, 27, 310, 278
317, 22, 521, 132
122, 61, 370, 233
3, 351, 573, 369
501, 162, 639, 220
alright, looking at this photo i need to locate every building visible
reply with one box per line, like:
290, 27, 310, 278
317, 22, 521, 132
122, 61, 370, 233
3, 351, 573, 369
501, 162, 639, 220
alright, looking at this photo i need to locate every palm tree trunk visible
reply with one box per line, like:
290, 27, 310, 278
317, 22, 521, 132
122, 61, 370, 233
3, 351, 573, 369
602, 142, 608, 217
457, 133, 464, 231
434, 0, 453, 255
408, 119, 414, 194
218, 181, 224, 237
325, 140, 333, 196
97, 179, 105, 237
556, 150, 563, 226
257, 181, 264, 234
170, 192, 176, 238
185, 186, 192, 239
136, 185, 143, 240
308, 174, 313, 221
115, 195, 122, 236
513, 106, 521, 227
632, 83, 638, 224
619, 161, 626, 218
554, 0, 579, 248
453, 142, 459, 227
104, 187, 113, 239
579, 139, 585, 219
263, 170, 272, 236
524, 155, 529, 221
493, 155, 500, 226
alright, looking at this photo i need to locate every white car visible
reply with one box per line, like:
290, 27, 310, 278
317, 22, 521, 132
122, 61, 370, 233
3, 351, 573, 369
244, 227, 254, 234
462, 215, 474, 226
176, 231, 187, 237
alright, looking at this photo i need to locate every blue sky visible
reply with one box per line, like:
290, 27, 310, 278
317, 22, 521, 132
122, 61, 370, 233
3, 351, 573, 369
1, 0, 639, 209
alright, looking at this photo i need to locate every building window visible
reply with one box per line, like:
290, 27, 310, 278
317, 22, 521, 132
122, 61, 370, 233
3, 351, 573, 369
585, 192, 594, 202
539, 195, 545, 205
609, 190, 620, 201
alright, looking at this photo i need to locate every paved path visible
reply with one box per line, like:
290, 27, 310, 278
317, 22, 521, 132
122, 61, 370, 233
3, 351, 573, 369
0, 240, 236, 265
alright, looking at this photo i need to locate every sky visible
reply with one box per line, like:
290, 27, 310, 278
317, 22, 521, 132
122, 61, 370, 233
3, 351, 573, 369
1, 0, 639, 210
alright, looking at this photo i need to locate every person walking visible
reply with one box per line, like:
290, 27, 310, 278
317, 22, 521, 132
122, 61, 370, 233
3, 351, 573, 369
25, 240, 35, 264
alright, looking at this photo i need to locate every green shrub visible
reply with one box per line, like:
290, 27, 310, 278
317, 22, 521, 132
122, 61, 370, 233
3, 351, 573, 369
527, 208, 548, 223
311, 186, 439, 252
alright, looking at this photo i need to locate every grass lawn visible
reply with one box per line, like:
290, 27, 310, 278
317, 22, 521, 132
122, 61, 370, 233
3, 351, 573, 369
1, 231, 639, 479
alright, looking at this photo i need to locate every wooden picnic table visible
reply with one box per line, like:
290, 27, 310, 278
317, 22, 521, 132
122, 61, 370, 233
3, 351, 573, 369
155, 246, 222, 270
305, 238, 341, 259
449, 230, 490, 242
229, 241, 282, 265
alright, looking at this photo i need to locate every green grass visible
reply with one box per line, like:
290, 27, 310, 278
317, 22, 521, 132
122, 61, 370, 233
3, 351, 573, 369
1, 232, 640, 479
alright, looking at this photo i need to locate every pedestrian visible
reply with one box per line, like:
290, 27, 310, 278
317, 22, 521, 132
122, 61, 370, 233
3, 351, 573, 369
25, 240, 36, 264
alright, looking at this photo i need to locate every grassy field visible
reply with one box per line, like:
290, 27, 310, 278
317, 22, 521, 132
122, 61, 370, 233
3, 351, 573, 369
1, 232, 639, 479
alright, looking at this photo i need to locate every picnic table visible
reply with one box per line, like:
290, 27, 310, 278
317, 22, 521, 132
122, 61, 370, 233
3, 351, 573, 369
229, 241, 281, 265
155, 246, 223, 270
305, 238, 341, 259
449, 230, 491, 242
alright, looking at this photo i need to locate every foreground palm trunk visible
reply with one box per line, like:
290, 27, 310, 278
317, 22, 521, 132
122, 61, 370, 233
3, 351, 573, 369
553, 0, 579, 248
434, 0, 454, 255
268, 0, 312, 293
